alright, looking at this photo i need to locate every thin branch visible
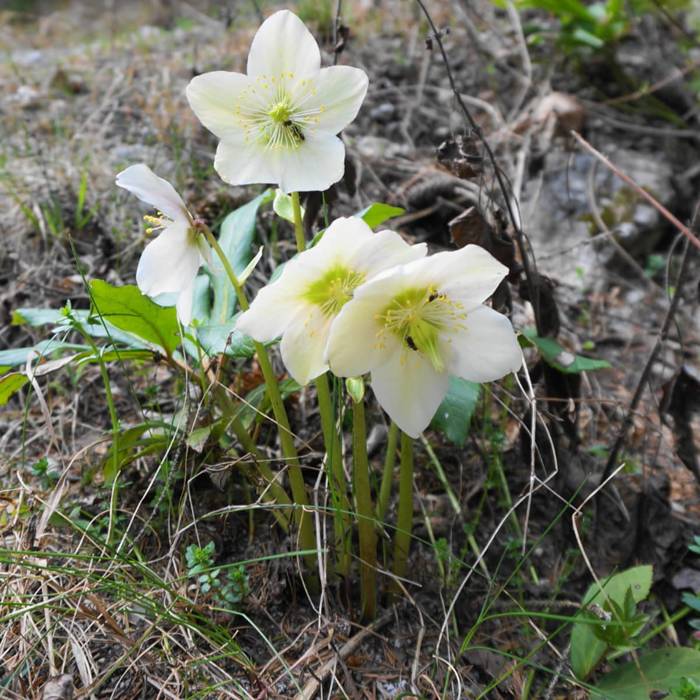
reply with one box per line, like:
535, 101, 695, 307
600, 222, 696, 486
571, 130, 700, 251
414, 0, 545, 334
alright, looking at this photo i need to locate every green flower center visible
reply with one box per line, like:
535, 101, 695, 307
304, 264, 366, 317
267, 98, 293, 124
377, 287, 466, 372
234, 75, 325, 152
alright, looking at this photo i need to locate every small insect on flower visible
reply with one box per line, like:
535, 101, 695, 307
115, 164, 211, 325
235, 216, 426, 386
326, 245, 523, 437
185, 10, 368, 193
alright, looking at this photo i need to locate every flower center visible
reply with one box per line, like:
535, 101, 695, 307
377, 287, 466, 372
304, 264, 366, 317
234, 74, 325, 152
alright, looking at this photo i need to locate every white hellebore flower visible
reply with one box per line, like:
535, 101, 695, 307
115, 163, 209, 325
327, 246, 523, 438
236, 217, 426, 385
186, 10, 368, 193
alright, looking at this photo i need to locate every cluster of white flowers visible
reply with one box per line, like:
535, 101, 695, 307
115, 9, 522, 437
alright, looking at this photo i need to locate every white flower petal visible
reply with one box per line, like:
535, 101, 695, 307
135, 221, 201, 297
277, 133, 345, 193
235, 266, 307, 342
176, 278, 195, 326
247, 10, 321, 78
306, 65, 368, 135
186, 71, 253, 140
116, 164, 188, 223
280, 305, 331, 385
316, 216, 373, 256
443, 305, 522, 382
371, 350, 450, 438
413, 245, 509, 307
354, 230, 427, 279
214, 139, 281, 188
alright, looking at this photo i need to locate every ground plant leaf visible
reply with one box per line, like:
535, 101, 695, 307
0, 340, 87, 368
594, 647, 700, 699
0, 372, 29, 405
571, 564, 653, 679
357, 202, 405, 229
521, 327, 611, 374
430, 377, 480, 446
89, 280, 180, 356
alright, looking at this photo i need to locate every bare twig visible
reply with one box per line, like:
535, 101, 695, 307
414, 0, 545, 337
295, 609, 394, 700
572, 131, 700, 251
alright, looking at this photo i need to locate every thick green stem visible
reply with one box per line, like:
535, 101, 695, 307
201, 225, 316, 573
376, 421, 399, 522
352, 399, 377, 620
392, 431, 414, 592
291, 191, 306, 252
315, 373, 351, 577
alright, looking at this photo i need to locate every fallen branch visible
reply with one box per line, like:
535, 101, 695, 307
295, 608, 395, 700
571, 130, 700, 251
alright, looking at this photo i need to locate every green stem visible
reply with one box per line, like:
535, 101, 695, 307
201, 225, 316, 574
376, 421, 399, 522
315, 374, 351, 577
291, 191, 306, 252
214, 386, 291, 532
352, 399, 377, 620
75, 322, 120, 546
392, 431, 414, 592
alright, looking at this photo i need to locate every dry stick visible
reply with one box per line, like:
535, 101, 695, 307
571, 131, 700, 251
414, 0, 545, 335
295, 608, 395, 700
599, 233, 694, 485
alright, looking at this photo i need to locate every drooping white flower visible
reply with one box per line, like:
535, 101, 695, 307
327, 246, 523, 437
185, 10, 368, 194
236, 217, 426, 385
115, 164, 209, 325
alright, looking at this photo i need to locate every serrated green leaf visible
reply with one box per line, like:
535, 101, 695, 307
570, 565, 653, 679
89, 280, 180, 356
430, 377, 480, 446
357, 202, 405, 229
0, 373, 29, 405
521, 328, 611, 374
594, 647, 700, 700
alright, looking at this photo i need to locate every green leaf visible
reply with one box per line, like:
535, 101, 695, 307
357, 202, 405, 229
195, 314, 256, 358
0, 340, 87, 368
0, 373, 29, 405
14, 306, 153, 349
209, 190, 273, 324
570, 565, 653, 679
594, 648, 700, 700
571, 26, 605, 48
346, 376, 365, 403
521, 328, 611, 374
430, 377, 480, 446
89, 280, 180, 356
272, 189, 303, 224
